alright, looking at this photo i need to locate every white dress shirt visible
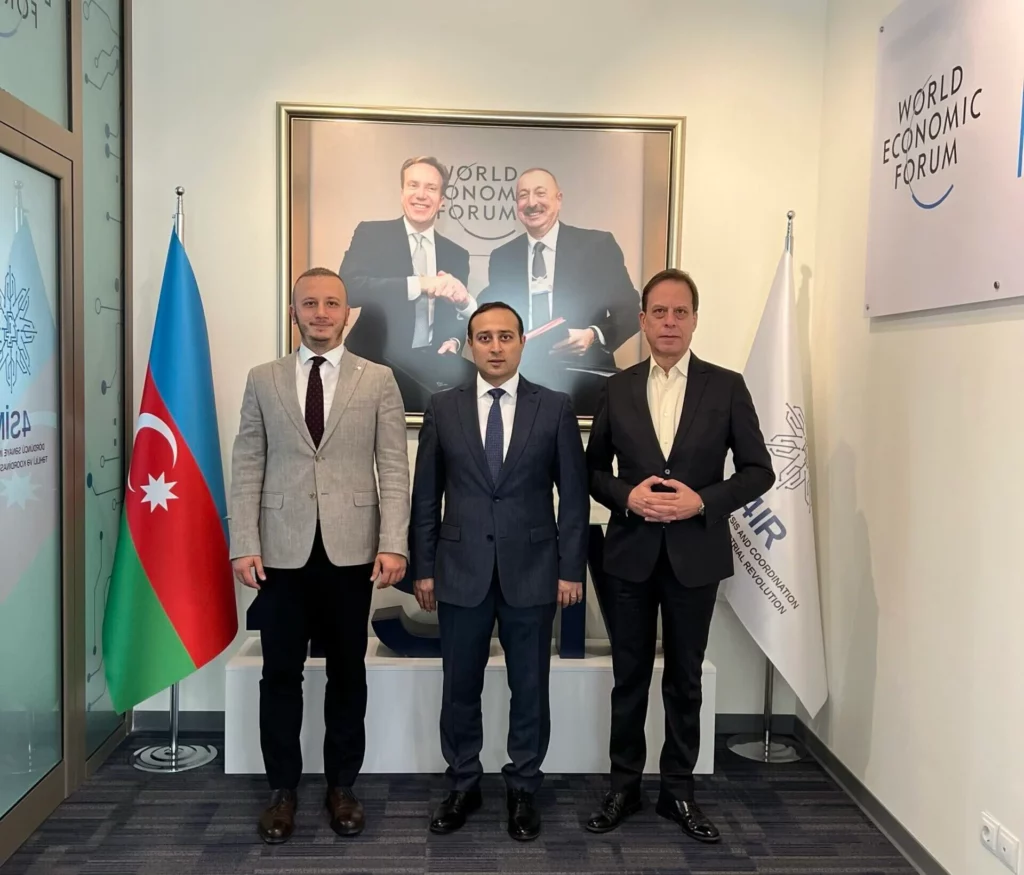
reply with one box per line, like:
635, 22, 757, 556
526, 222, 559, 331
403, 217, 476, 347
296, 342, 345, 420
647, 348, 690, 458
477, 370, 519, 460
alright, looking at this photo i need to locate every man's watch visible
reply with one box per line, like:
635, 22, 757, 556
698, 500, 706, 516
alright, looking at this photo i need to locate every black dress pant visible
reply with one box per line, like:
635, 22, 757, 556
437, 570, 556, 794
256, 524, 374, 790
608, 542, 718, 800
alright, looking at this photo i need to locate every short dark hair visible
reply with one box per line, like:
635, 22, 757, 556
641, 268, 699, 313
516, 167, 560, 190
467, 301, 524, 338
292, 267, 345, 306
400, 156, 451, 191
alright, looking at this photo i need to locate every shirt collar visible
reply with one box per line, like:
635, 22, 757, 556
649, 348, 691, 380
477, 370, 520, 400
528, 221, 560, 253
299, 342, 344, 369
404, 216, 436, 245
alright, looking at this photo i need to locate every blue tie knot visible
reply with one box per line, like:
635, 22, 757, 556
488, 387, 505, 401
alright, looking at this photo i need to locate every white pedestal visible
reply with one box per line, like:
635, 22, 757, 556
224, 636, 716, 775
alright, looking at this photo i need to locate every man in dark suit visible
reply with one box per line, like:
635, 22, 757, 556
339, 156, 476, 410
411, 302, 589, 841
478, 168, 640, 413
584, 268, 775, 843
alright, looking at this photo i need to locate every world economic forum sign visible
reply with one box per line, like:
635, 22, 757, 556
865, 0, 1024, 317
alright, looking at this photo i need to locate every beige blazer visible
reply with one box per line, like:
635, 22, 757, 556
228, 349, 410, 568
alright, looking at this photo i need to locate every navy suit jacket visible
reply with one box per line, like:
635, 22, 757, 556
479, 223, 639, 366
587, 355, 776, 587
411, 376, 589, 608
339, 217, 471, 361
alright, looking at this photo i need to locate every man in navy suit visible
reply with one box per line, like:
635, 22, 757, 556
411, 302, 589, 841
339, 156, 476, 410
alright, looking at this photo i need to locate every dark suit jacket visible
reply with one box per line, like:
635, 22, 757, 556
479, 223, 639, 367
587, 354, 775, 587
411, 376, 589, 608
339, 218, 471, 363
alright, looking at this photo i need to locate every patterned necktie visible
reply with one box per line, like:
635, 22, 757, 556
531, 241, 546, 279
484, 387, 505, 483
305, 356, 326, 447
411, 233, 431, 348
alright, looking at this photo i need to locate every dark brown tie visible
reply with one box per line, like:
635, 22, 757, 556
305, 356, 326, 446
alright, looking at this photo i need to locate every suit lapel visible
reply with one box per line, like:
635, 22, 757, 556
435, 232, 455, 274
550, 224, 575, 306
273, 354, 315, 451
629, 360, 665, 463
391, 217, 414, 275
457, 384, 492, 486
667, 354, 710, 462
320, 352, 365, 447
494, 378, 540, 490
504, 235, 531, 315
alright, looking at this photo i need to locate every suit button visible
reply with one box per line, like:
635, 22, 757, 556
664, 468, 671, 475
315, 455, 322, 462
309, 492, 316, 499
486, 535, 494, 541
494, 497, 500, 503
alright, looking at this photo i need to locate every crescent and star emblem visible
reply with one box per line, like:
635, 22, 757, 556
127, 412, 179, 512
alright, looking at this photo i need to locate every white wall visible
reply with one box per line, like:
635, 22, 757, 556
131, 0, 830, 715
809, 2, 1024, 874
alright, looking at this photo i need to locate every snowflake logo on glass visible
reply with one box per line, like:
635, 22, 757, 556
0, 265, 37, 392
766, 403, 811, 510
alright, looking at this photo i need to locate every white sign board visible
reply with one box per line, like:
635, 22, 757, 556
865, 0, 1024, 316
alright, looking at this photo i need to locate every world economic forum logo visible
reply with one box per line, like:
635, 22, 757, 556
0, 265, 37, 392
881, 65, 982, 210
439, 163, 520, 241
766, 403, 811, 511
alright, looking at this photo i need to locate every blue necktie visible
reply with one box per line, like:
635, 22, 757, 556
484, 388, 505, 482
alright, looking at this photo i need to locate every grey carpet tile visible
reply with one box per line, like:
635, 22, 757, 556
1, 735, 916, 874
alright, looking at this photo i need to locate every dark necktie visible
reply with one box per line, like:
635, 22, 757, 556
531, 241, 547, 279
305, 356, 326, 447
484, 387, 505, 482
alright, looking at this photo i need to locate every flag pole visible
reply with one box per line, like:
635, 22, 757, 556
725, 210, 805, 765
130, 186, 218, 774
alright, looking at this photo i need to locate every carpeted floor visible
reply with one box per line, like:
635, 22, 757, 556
2, 734, 916, 874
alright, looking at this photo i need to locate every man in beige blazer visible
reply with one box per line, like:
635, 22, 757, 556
229, 267, 409, 844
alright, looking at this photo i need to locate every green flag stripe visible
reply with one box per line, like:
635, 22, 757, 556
103, 515, 196, 713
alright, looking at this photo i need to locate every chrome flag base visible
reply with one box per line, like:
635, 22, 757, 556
131, 681, 218, 773
131, 742, 217, 773
726, 734, 803, 764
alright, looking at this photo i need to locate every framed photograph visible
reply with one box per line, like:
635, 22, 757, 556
278, 103, 686, 427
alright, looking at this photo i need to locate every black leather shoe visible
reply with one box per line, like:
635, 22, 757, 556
429, 789, 482, 834
325, 786, 365, 837
655, 793, 721, 843
258, 788, 297, 844
585, 789, 642, 833
506, 788, 540, 841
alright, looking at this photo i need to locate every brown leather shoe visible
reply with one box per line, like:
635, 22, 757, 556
325, 786, 365, 837
258, 789, 297, 844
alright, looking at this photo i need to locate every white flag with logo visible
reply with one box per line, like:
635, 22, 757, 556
723, 246, 828, 717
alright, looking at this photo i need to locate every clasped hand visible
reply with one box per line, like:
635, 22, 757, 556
421, 271, 470, 307
626, 476, 703, 523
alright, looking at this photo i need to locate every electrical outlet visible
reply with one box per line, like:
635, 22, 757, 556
997, 826, 1020, 874
983, 813, 1001, 854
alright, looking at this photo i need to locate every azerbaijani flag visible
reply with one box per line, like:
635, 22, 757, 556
103, 228, 237, 713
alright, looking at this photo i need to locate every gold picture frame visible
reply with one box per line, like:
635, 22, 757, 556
277, 102, 686, 428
